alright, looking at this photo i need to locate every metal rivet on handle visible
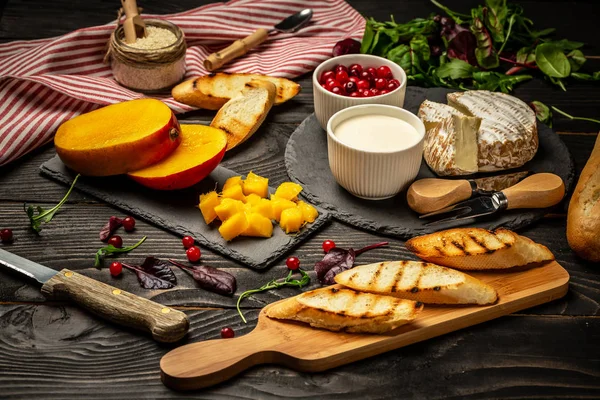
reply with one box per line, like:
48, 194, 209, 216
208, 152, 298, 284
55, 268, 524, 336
112, 289, 121, 295
161, 307, 171, 314
64, 271, 73, 277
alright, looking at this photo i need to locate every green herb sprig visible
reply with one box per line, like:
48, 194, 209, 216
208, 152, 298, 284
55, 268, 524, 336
530, 100, 600, 127
24, 174, 80, 233
236, 268, 310, 323
94, 236, 147, 268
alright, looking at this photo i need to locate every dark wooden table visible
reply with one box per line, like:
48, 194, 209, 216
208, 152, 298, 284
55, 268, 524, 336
1, 0, 599, 398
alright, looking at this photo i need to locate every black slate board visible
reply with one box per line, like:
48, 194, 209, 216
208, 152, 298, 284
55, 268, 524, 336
40, 156, 330, 269
285, 87, 574, 239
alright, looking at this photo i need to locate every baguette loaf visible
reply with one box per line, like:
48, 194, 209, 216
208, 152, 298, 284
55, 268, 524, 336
172, 73, 300, 110
210, 79, 276, 150
567, 134, 600, 261
266, 286, 423, 333
335, 261, 497, 305
405, 227, 554, 270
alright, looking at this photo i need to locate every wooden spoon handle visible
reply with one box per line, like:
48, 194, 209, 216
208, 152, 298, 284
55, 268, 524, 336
204, 28, 270, 71
407, 178, 473, 214
503, 173, 565, 210
41, 269, 189, 343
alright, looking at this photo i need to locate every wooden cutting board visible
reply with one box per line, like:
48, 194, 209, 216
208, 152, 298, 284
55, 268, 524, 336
160, 261, 569, 391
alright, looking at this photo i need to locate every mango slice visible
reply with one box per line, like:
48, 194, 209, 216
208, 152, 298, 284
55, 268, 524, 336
242, 213, 274, 238
219, 212, 249, 241
297, 201, 318, 223
271, 196, 296, 222
243, 171, 269, 198
214, 198, 245, 221
199, 191, 221, 224
223, 176, 243, 191
221, 184, 245, 201
274, 182, 303, 201
252, 198, 274, 220
280, 207, 304, 234
244, 193, 262, 205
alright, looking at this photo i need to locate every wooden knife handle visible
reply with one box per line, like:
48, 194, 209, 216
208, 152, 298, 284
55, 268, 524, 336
204, 28, 269, 71
41, 269, 189, 343
407, 178, 473, 214
503, 173, 565, 210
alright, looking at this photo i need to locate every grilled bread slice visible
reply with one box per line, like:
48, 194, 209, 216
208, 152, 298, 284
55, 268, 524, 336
335, 261, 497, 305
172, 73, 301, 110
266, 286, 423, 333
210, 79, 276, 150
405, 228, 554, 270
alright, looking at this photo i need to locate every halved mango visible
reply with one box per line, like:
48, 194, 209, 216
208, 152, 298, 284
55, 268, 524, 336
252, 198, 274, 220
274, 182, 303, 201
214, 198, 245, 221
219, 212, 249, 241
280, 207, 304, 234
243, 171, 269, 198
242, 213, 273, 238
223, 176, 243, 191
221, 184, 245, 201
297, 201, 318, 223
271, 195, 296, 222
199, 191, 221, 224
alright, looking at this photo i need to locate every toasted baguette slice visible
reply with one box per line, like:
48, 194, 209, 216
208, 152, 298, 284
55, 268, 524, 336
266, 286, 423, 333
172, 73, 301, 110
335, 261, 497, 305
210, 80, 276, 150
405, 228, 554, 270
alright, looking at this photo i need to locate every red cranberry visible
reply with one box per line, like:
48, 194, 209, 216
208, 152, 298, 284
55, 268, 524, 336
349, 63, 363, 75
286, 256, 300, 271
109, 261, 123, 277
388, 79, 401, 89
348, 76, 359, 84
325, 79, 339, 91
359, 70, 373, 82
360, 89, 371, 97
122, 216, 136, 232
375, 78, 387, 90
182, 235, 195, 249
331, 86, 343, 95
320, 70, 335, 84
344, 81, 357, 93
376, 65, 393, 79
370, 88, 380, 96
186, 246, 201, 262
221, 327, 235, 339
357, 79, 370, 91
322, 240, 336, 253
335, 70, 349, 84
349, 91, 360, 97
335, 64, 348, 74
366, 67, 377, 76
108, 235, 123, 248
380, 89, 389, 95
0, 229, 13, 243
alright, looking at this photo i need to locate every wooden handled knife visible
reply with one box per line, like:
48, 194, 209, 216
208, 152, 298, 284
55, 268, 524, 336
407, 171, 530, 214
0, 248, 189, 343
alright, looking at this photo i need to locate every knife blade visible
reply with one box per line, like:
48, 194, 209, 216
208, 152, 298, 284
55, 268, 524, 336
420, 173, 565, 226
407, 171, 530, 214
0, 249, 189, 343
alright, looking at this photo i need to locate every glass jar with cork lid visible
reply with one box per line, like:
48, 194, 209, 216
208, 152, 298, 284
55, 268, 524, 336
107, 19, 186, 92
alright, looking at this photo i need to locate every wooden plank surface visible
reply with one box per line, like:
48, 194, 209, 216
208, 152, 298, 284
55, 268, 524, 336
0, 0, 599, 398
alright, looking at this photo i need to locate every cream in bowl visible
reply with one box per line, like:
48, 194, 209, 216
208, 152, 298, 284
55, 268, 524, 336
327, 104, 425, 200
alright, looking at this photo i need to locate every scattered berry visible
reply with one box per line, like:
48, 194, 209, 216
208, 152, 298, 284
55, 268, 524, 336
108, 235, 123, 248
322, 240, 336, 253
0, 229, 13, 243
182, 236, 195, 249
286, 256, 300, 271
109, 261, 123, 277
186, 246, 201, 262
122, 216, 136, 232
220, 327, 235, 339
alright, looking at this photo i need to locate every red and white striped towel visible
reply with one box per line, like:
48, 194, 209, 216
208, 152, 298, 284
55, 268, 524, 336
0, 0, 365, 166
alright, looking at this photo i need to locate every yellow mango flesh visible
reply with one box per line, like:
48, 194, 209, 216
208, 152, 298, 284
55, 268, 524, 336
223, 176, 242, 191
271, 196, 296, 222
252, 198, 274, 220
221, 184, 245, 201
244, 193, 262, 205
274, 182, 303, 201
214, 198, 245, 221
280, 207, 304, 233
297, 201, 318, 223
219, 212, 249, 241
242, 213, 273, 238
243, 171, 269, 198
199, 191, 220, 224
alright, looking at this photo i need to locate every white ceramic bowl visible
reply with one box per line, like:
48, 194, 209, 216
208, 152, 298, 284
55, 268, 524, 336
327, 104, 425, 200
313, 54, 407, 130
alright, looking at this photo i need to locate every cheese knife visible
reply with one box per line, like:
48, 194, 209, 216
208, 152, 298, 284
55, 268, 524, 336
0, 249, 189, 343
419, 173, 565, 226
407, 171, 530, 214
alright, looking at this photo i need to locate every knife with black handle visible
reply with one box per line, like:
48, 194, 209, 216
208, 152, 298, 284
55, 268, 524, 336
0, 249, 189, 343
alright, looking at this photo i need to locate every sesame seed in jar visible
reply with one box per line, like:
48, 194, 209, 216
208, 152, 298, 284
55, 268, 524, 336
128, 26, 178, 50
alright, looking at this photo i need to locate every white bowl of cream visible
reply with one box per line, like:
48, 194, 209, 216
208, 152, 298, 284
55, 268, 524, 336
327, 104, 425, 200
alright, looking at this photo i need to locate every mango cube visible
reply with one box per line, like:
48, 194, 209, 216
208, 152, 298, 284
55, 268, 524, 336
252, 198, 274, 220
222, 184, 245, 201
297, 201, 318, 223
274, 182, 303, 201
279, 207, 304, 234
244, 193, 262, 205
218, 212, 249, 241
271, 195, 296, 222
223, 176, 243, 191
214, 198, 245, 221
242, 213, 273, 238
199, 191, 221, 224
243, 171, 269, 198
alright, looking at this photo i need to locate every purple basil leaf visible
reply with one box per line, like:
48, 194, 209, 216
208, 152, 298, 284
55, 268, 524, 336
322, 248, 356, 285
442, 22, 477, 66
99, 216, 123, 242
127, 257, 177, 289
190, 265, 236, 296
315, 248, 357, 285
